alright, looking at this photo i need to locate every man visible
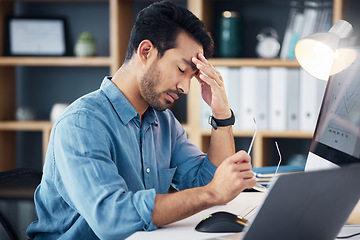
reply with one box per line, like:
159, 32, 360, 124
27, 1, 255, 239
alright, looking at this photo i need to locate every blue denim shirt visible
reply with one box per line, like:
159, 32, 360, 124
27, 77, 217, 239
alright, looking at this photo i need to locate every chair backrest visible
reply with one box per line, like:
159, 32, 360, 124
0, 168, 42, 200
0, 212, 18, 240
0, 168, 42, 240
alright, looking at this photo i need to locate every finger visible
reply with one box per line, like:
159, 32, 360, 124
232, 172, 256, 190
243, 178, 257, 189
198, 53, 216, 73
198, 71, 220, 89
191, 58, 214, 85
237, 163, 253, 172
227, 162, 252, 176
241, 170, 255, 179
198, 52, 207, 62
198, 54, 223, 85
198, 65, 219, 84
229, 150, 251, 164
193, 55, 219, 82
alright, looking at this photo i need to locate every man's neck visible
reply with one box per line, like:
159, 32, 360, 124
111, 62, 149, 117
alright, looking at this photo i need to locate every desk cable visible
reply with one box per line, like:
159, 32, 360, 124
337, 232, 360, 239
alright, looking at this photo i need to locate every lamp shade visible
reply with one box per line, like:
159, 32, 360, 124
331, 36, 358, 75
295, 20, 353, 80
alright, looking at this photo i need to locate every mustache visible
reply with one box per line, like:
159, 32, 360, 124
167, 89, 182, 98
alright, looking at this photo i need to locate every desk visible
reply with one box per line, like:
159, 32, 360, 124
126, 192, 265, 240
127, 192, 360, 240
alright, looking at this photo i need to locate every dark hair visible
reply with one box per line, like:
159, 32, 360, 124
124, 1, 214, 62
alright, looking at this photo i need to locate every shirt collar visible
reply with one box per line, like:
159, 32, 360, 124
100, 76, 158, 127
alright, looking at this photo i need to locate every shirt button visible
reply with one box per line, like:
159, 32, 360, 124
146, 168, 150, 173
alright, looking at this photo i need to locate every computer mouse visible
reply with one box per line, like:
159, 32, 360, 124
195, 211, 247, 233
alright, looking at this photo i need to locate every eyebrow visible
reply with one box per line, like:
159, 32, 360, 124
182, 58, 197, 72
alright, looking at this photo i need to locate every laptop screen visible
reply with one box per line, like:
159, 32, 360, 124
306, 37, 360, 171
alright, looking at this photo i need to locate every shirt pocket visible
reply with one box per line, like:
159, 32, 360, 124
158, 167, 177, 194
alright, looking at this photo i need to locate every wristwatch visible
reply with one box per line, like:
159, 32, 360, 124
208, 109, 235, 130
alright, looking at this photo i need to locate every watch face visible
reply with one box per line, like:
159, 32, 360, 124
256, 37, 280, 58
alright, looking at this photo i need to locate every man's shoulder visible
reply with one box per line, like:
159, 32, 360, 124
56, 90, 114, 126
75, 89, 108, 109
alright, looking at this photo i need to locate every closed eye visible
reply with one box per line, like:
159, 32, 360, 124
178, 67, 185, 73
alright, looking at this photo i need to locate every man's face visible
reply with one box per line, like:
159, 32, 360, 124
139, 31, 203, 111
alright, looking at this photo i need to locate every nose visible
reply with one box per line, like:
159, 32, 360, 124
177, 76, 191, 95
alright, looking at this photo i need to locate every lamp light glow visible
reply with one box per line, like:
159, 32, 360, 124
295, 20, 354, 81
331, 37, 358, 75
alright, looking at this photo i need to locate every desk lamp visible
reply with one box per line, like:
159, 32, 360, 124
295, 20, 356, 80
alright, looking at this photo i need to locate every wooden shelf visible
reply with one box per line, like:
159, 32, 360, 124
259, 131, 313, 139
210, 58, 300, 68
201, 129, 312, 139
0, 57, 112, 67
0, 121, 53, 131
0, 121, 53, 167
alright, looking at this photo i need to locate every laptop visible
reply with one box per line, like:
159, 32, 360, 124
241, 164, 360, 240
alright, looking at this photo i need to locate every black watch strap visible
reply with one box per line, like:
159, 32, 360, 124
208, 109, 235, 130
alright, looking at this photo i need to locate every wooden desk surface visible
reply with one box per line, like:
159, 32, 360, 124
126, 192, 266, 240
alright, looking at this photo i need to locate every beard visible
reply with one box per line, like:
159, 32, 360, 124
140, 62, 168, 111
140, 61, 179, 111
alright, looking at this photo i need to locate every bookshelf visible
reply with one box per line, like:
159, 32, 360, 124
187, 0, 345, 167
0, 0, 123, 171
0, 0, 346, 171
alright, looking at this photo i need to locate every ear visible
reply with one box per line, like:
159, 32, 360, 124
137, 40, 155, 64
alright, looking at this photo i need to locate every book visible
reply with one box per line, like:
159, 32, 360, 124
286, 11, 304, 59
239, 67, 257, 130
280, 1, 302, 59
299, 69, 326, 132
228, 67, 242, 130
255, 68, 269, 130
300, 1, 321, 39
287, 68, 300, 130
269, 67, 288, 131
316, 1, 333, 33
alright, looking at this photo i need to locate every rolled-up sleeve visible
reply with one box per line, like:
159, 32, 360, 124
170, 120, 217, 191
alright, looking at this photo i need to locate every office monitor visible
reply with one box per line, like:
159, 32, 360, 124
305, 37, 360, 171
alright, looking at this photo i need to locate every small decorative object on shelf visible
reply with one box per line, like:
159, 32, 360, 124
255, 28, 281, 59
74, 31, 97, 57
15, 106, 36, 121
50, 103, 69, 122
218, 11, 243, 58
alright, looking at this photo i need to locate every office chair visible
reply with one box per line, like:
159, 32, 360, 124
0, 168, 42, 240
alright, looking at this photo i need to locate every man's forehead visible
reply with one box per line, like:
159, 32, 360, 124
175, 31, 203, 65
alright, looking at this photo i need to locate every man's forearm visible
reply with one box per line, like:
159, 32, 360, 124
152, 126, 236, 227
207, 125, 235, 167
152, 151, 255, 227
152, 186, 216, 227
